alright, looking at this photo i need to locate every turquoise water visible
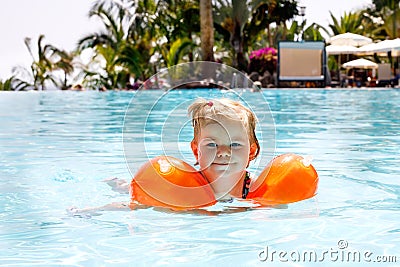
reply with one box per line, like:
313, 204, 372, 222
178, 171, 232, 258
0, 89, 399, 266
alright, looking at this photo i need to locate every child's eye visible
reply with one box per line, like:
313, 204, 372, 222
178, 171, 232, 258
230, 143, 242, 148
206, 142, 217, 147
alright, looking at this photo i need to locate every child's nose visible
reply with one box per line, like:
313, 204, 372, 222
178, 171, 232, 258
217, 145, 231, 157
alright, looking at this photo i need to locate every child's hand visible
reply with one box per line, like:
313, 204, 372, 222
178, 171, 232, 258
102, 177, 130, 194
66, 206, 100, 218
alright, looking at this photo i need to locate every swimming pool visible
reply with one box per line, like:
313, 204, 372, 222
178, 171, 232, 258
1, 89, 399, 266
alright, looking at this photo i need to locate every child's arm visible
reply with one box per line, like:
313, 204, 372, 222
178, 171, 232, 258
67, 202, 131, 217
103, 177, 130, 194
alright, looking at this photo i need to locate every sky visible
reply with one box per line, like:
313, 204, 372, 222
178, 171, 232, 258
0, 0, 371, 80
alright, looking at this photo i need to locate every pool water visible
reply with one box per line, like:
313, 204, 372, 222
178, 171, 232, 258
1, 89, 399, 266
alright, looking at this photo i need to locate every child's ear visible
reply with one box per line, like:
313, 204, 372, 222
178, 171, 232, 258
191, 140, 199, 161
249, 143, 258, 161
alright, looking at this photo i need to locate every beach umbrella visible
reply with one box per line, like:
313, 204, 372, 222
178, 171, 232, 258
359, 38, 400, 54
342, 58, 378, 69
326, 44, 360, 55
329, 32, 372, 47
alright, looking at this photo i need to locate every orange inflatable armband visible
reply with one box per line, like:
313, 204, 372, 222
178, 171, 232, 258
130, 156, 216, 210
247, 153, 318, 205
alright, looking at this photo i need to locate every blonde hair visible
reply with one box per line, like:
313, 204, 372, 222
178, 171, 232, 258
188, 98, 260, 159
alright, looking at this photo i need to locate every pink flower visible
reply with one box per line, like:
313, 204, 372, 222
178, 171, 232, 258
249, 47, 277, 61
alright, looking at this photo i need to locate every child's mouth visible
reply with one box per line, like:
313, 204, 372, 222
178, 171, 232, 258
212, 162, 231, 166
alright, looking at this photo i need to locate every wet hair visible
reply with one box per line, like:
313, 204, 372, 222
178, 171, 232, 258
187, 98, 260, 160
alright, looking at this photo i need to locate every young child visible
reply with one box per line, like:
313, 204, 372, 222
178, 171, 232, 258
187, 98, 260, 201
69, 98, 260, 214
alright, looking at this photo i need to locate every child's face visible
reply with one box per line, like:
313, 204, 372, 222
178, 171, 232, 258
191, 117, 253, 187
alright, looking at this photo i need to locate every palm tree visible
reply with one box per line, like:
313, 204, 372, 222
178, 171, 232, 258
303, 23, 328, 41
213, 0, 298, 70
78, 0, 146, 89
328, 11, 368, 36
213, 0, 250, 70
380, 9, 400, 38
0, 76, 15, 91
12, 35, 61, 90
160, 38, 195, 67
373, 0, 399, 38
154, 0, 200, 60
266, 0, 299, 43
200, 0, 215, 61
52, 49, 75, 90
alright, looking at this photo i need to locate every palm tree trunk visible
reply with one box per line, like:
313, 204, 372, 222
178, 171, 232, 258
231, 21, 247, 71
282, 22, 287, 40
200, 0, 215, 61
63, 72, 68, 90
267, 24, 272, 46
393, 4, 397, 38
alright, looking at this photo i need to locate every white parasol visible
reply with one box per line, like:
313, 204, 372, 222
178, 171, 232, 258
329, 32, 373, 47
342, 58, 378, 69
326, 44, 360, 55
358, 38, 400, 54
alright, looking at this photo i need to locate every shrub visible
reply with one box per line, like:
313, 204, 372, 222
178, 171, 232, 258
248, 47, 277, 76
